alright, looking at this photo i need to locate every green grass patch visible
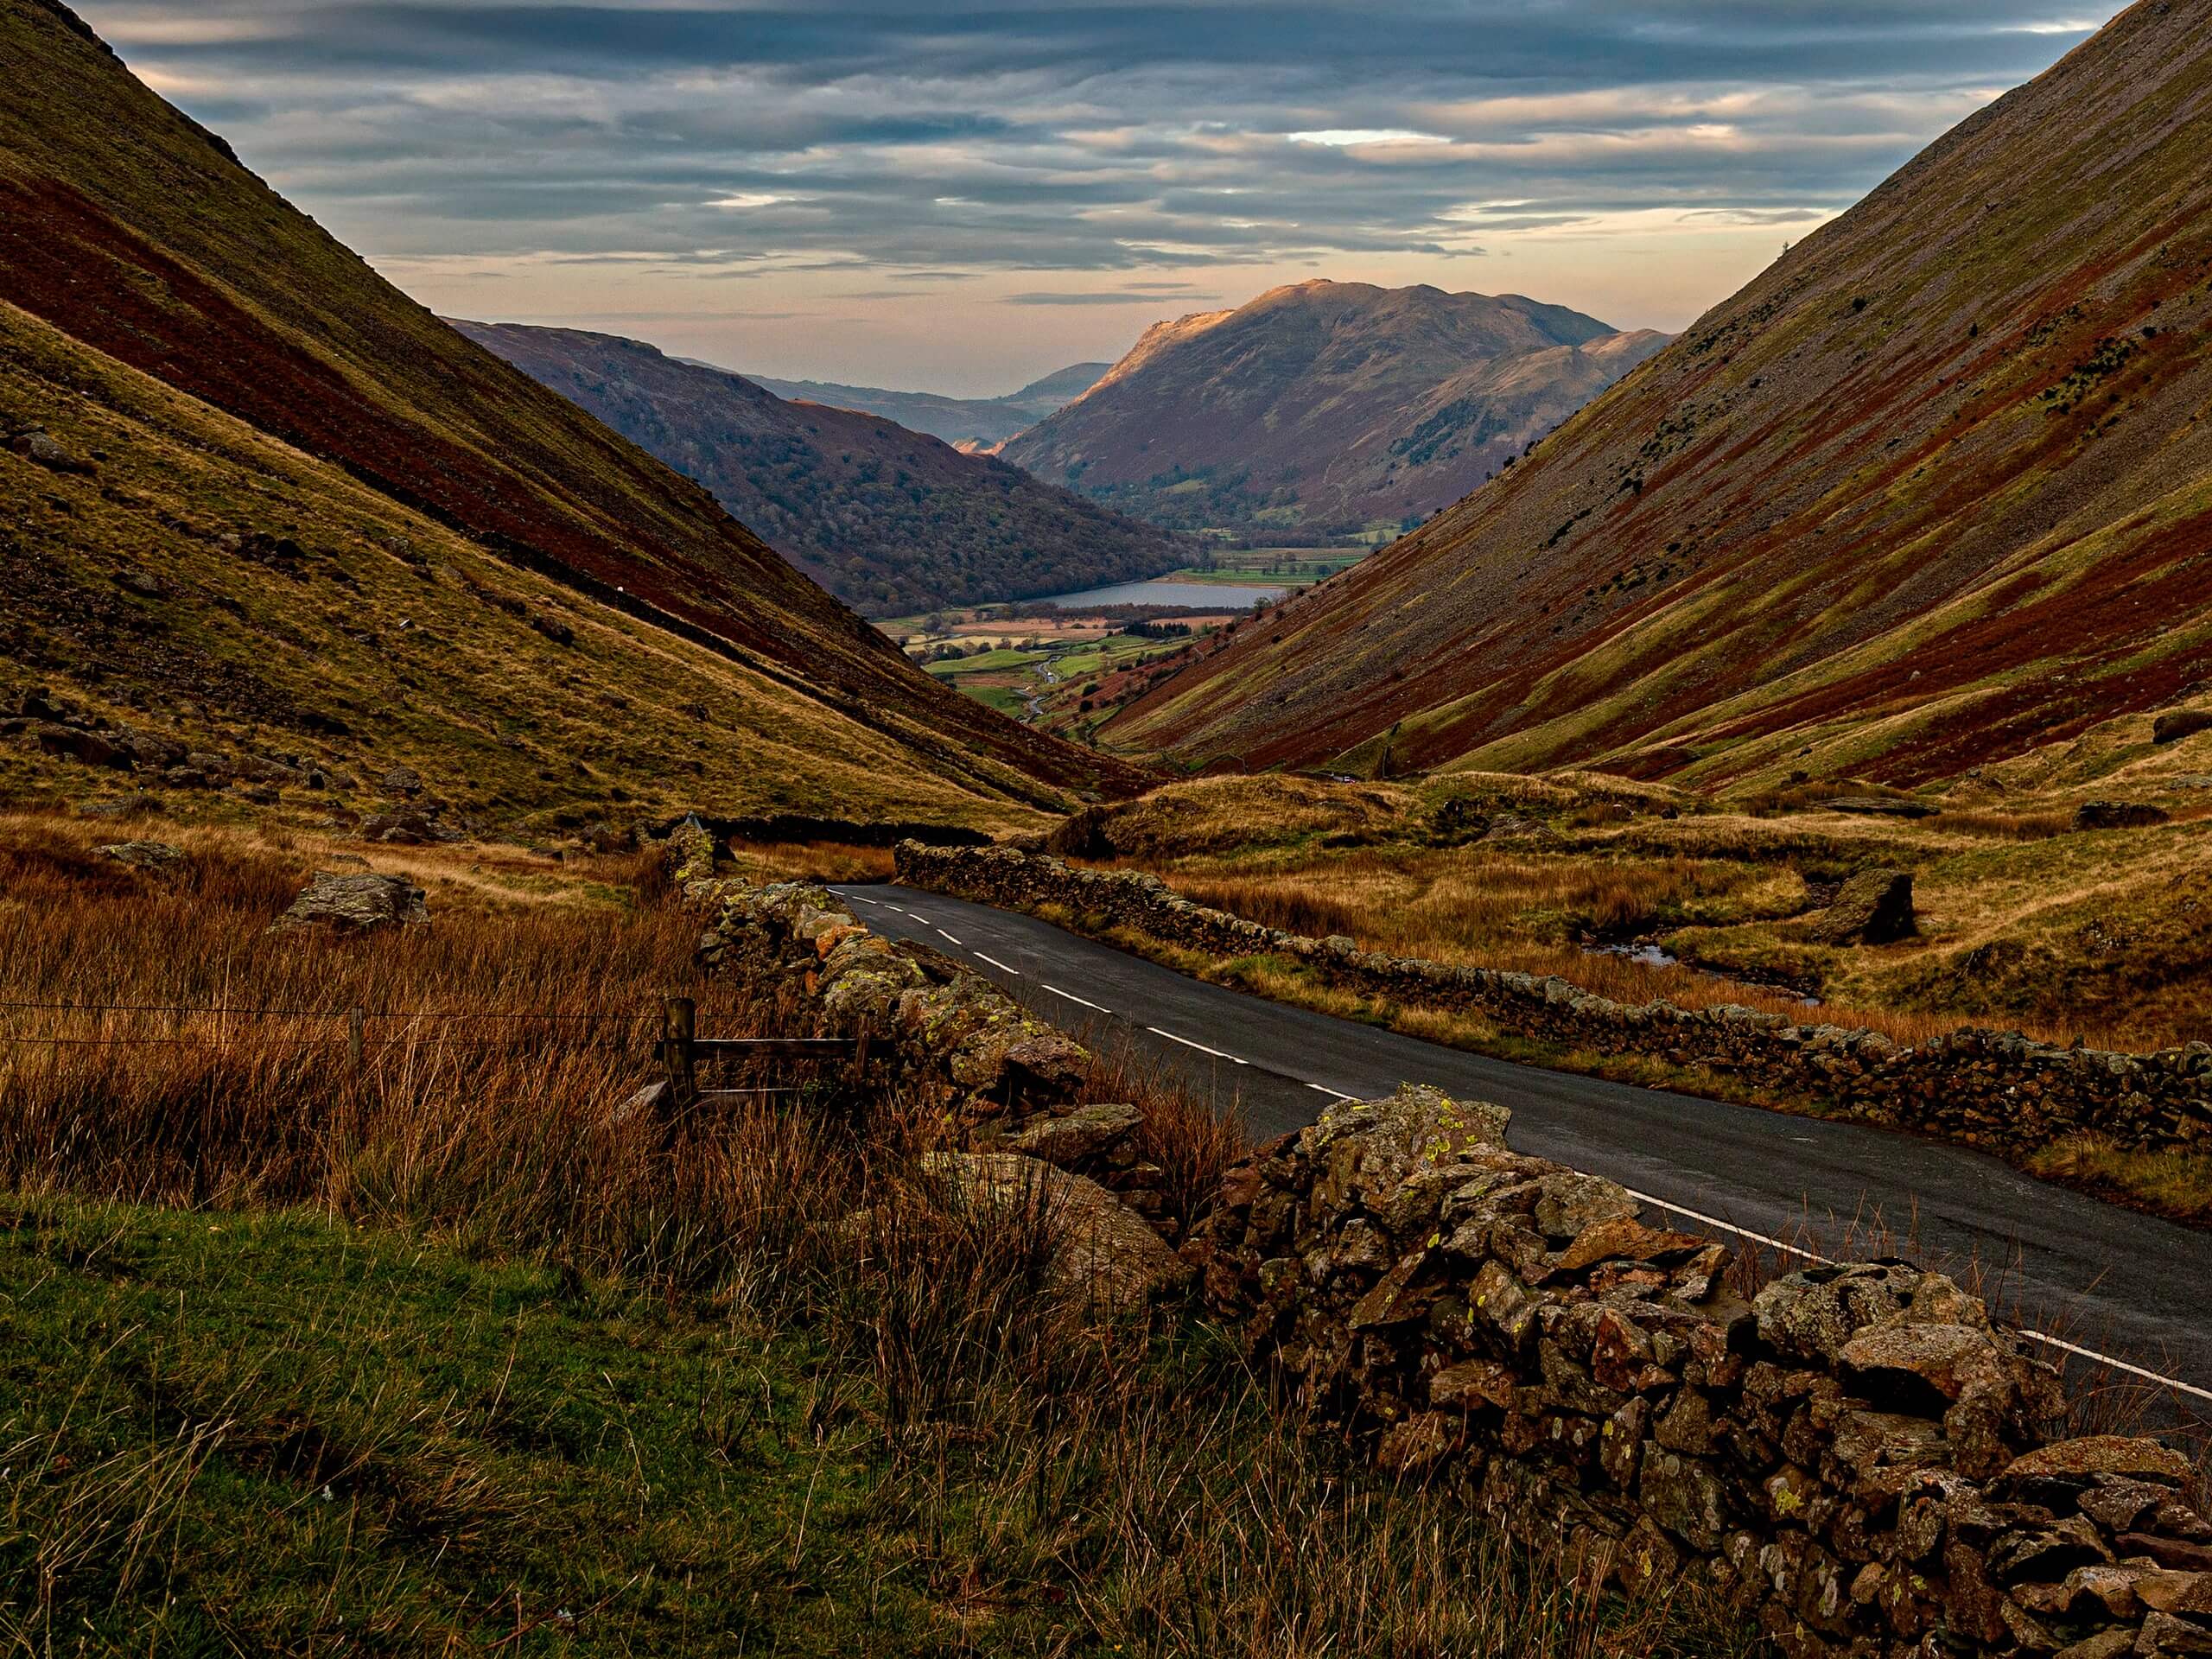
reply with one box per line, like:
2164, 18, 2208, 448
0, 1200, 902, 1654
925, 646, 1042, 677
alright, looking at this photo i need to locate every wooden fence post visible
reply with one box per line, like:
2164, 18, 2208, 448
663, 996, 696, 1104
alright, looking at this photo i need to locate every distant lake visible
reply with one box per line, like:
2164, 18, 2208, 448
1036, 578, 1287, 610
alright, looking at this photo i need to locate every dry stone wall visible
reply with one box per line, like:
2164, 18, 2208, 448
895, 842, 2212, 1157
676, 840, 1180, 1232
1185, 1085, 2212, 1659
679, 839, 2212, 1658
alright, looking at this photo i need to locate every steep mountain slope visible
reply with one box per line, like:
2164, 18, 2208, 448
0, 299, 1061, 833
748, 363, 1109, 448
459, 325, 1183, 616
0, 0, 1145, 819
1110, 0, 2212, 789
1002, 282, 1668, 534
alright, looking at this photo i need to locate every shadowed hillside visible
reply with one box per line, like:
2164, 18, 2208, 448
1003, 280, 1667, 534
459, 323, 1185, 616
0, 0, 1147, 818
1109, 0, 2212, 789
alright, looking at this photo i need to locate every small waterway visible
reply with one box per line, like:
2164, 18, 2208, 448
1034, 577, 1287, 609
1583, 942, 1822, 1007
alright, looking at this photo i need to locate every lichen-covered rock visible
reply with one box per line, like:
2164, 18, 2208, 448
923, 1150, 1186, 1312
96, 840, 185, 872
270, 871, 429, 934
1004, 1101, 1144, 1166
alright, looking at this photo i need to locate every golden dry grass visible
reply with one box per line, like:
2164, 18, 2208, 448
1134, 851, 1999, 1047
1076, 772, 2212, 1052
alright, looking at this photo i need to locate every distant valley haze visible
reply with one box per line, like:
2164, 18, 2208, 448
76, 0, 2127, 398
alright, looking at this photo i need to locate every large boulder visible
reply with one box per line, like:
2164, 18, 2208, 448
1812, 868, 1916, 944
270, 871, 429, 934
923, 1150, 1186, 1313
2152, 710, 2212, 746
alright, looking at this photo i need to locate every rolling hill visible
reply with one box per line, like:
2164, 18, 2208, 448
0, 0, 1147, 828
1001, 282, 1668, 535
1107, 0, 2212, 790
747, 362, 1108, 449
458, 324, 1185, 616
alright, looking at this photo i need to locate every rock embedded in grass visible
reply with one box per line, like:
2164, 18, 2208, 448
270, 871, 429, 934
96, 840, 185, 872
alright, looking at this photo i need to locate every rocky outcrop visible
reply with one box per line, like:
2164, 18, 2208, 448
270, 871, 429, 934
1811, 868, 1916, 945
1183, 1084, 2212, 1659
895, 842, 2212, 1157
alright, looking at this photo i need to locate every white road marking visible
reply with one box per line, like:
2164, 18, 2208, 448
937, 929, 963, 946
1147, 1026, 1249, 1065
1620, 1185, 2212, 1405
1307, 1083, 1357, 1101
846, 894, 880, 907
975, 953, 1020, 976
1044, 984, 1111, 1014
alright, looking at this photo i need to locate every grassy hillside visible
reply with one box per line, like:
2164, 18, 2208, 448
0, 0, 1146, 816
0, 298, 1062, 833
1109, 0, 2212, 790
458, 323, 1186, 616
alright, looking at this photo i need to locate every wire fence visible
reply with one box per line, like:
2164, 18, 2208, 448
0, 997, 760, 1052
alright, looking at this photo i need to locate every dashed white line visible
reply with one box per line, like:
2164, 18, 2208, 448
838, 893, 2209, 1402
1147, 1026, 1248, 1065
1619, 1185, 2212, 1405
937, 929, 963, 946
1043, 984, 1111, 1014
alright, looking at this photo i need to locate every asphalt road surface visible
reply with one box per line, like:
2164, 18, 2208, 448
836, 882, 2212, 1410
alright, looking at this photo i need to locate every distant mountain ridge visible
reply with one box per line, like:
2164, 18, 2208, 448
460, 324, 1185, 616
743, 363, 1109, 448
1001, 281, 1669, 534
1107, 0, 2212, 791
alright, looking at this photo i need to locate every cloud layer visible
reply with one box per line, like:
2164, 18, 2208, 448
80, 1, 2120, 391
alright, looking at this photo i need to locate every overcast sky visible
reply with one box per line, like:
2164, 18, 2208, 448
79, 2, 2121, 396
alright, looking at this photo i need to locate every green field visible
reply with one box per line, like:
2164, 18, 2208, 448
925, 646, 1043, 677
